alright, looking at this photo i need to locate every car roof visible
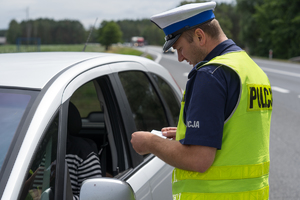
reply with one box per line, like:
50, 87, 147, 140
0, 52, 156, 90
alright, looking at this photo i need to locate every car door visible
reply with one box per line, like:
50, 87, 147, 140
60, 62, 148, 199
16, 111, 60, 200
60, 63, 126, 199
17, 62, 116, 200
13, 60, 181, 200
109, 62, 181, 200
61, 61, 181, 200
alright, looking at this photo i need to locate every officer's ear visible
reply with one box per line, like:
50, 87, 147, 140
194, 28, 206, 45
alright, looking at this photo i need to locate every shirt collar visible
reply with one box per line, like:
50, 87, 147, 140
204, 39, 236, 61
188, 39, 236, 79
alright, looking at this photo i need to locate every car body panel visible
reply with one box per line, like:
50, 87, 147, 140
62, 64, 112, 103
127, 157, 173, 200
0, 52, 108, 89
2, 63, 114, 200
0, 52, 181, 200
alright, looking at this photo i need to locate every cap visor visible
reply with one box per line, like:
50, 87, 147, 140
163, 34, 181, 52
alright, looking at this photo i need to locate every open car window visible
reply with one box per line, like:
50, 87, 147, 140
68, 76, 128, 180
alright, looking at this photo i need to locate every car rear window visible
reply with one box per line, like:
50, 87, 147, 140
0, 89, 35, 170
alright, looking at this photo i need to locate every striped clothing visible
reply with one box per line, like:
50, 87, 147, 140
66, 152, 102, 200
66, 135, 102, 200
32, 157, 46, 189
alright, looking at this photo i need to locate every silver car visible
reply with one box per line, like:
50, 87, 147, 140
0, 52, 182, 200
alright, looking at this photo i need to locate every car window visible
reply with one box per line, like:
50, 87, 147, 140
118, 71, 168, 131
68, 78, 118, 178
70, 81, 102, 118
151, 73, 180, 125
19, 113, 59, 200
0, 89, 36, 170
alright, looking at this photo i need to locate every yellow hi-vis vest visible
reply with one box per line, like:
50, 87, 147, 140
173, 51, 272, 200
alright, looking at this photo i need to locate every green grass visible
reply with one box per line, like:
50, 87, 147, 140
0, 44, 105, 53
107, 46, 143, 56
0, 44, 153, 59
41, 44, 105, 52
108, 46, 153, 60
0, 45, 17, 53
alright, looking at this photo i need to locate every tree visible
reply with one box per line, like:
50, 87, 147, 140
6, 20, 21, 44
31, 18, 56, 44
253, 0, 300, 59
236, 0, 264, 54
7, 18, 86, 45
85, 25, 99, 43
116, 19, 165, 45
142, 23, 165, 46
236, 0, 300, 59
53, 20, 85, 44
214, 3, 241, 46
179, 0, 208, 6
116, 19, 141, 43
98, 21, 122, 50
0, 29, 6, 37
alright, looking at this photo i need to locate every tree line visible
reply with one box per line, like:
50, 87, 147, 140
6, 18, 86, 44
4, 0, 300, 59
236, 0, 300, 59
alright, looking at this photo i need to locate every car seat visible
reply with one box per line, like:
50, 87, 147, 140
67, 102, 98, 153
67, 102, 107, 177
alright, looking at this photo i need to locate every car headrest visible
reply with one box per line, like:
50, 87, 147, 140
68, 102, 82, 136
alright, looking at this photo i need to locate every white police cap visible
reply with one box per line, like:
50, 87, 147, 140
150, 1, 216, 51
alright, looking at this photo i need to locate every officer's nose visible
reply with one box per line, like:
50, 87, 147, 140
177, 50, 184, 62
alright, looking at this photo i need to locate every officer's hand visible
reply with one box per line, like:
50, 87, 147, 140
161, 127, 177, 140
131, 131, 152, 155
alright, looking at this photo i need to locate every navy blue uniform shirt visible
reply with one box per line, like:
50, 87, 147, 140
181, 39, 242, 149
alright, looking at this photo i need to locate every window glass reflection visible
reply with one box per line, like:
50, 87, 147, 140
119, 71, 168, 131
151, 74, 180, 125
0, 92, 31, 169
19, 114, 58, 200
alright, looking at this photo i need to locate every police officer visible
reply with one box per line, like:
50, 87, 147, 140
131, 2, 272, 199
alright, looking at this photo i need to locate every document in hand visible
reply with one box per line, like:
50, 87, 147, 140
151, 130, 167, 139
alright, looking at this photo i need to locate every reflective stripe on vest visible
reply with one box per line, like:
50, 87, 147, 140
173, 186, 269, 200
173, 51, 272, 200
176, 90, 186, 141
173, 161, 269, 182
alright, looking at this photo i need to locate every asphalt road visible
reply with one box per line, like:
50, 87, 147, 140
139, 45, 300, 199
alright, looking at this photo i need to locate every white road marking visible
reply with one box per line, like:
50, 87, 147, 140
145, 49, 162, 63
155, 53, 162, 63
144, 50, 299, 98
272, 86, 290, 93
261, 67, 300, 78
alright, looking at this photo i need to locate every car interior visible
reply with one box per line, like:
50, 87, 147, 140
18, 70, 180, 200
67, 101, 107, 177
68, 77, 125, 178
19, 76, 125, 200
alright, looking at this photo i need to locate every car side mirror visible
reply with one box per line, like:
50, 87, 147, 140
80, 178, 136, 200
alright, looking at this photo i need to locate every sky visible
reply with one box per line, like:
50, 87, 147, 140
0, 0, 235, 30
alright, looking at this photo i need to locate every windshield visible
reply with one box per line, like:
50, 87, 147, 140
0, 89, 37, 170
